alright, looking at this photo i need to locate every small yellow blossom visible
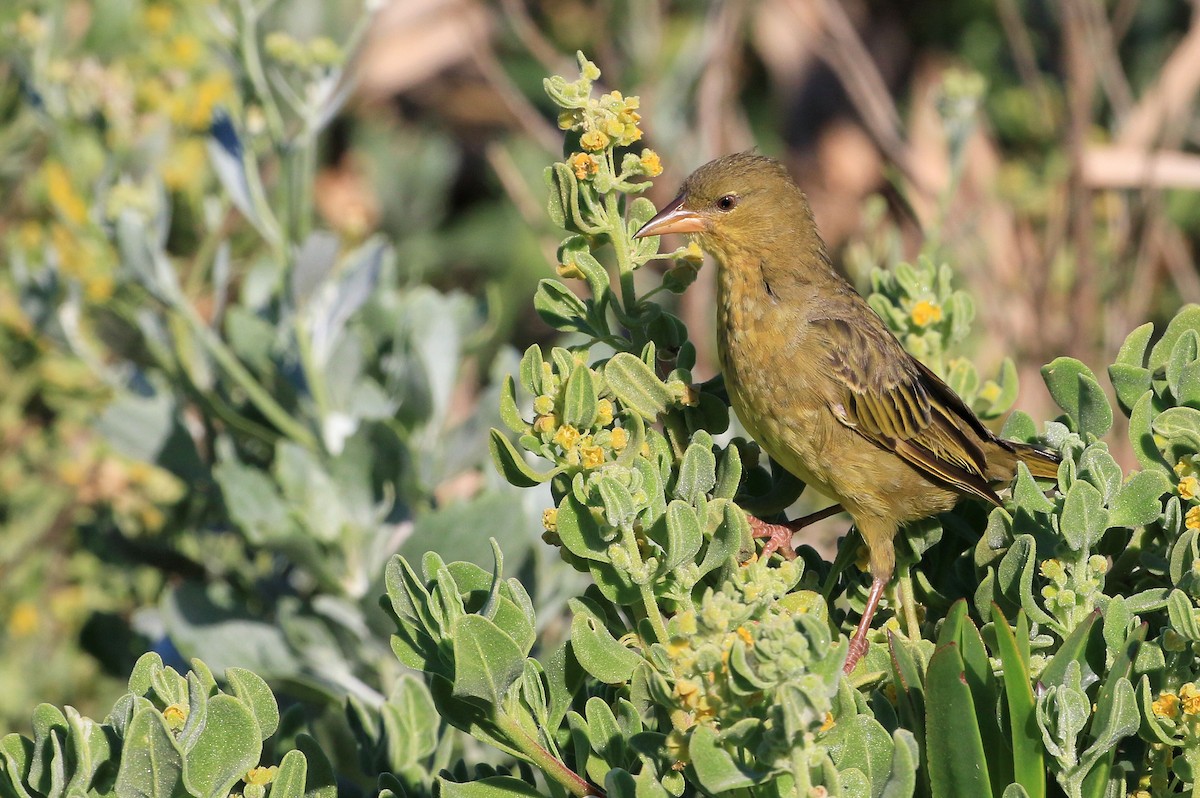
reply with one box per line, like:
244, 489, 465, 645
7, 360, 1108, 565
596, 398, 614, 426
244, 766, 278, 786
307, 37, 343, 67
569, 152, 599, 181
1181, 682, 1200, 715
161, 138, 208, 192
610, 427, 628, 451
163, 703, 188, 731
734, 626, 753, 646
1180, 476, 1200, 501
142, 4, 173, 34
640, 149, 663, 177
45, 161, 88, 225
533, 414, 557, 435
581, 445, 605, 468
910, 299, 943, 328
16, 12, 48, 44
1177, 457, 1195, 477
819, 712, 836, 733
542, 508, 558, 532
1152, 691, 1180, 719
557, 110, 581, 130
1188, 506, 1200, 531
533, 395, 555, 416
7, 601, 39, 637
169, 35, 202, 68
553, 424, 581, 450
580, 130, 609, 152
1040, 559, 1065, 581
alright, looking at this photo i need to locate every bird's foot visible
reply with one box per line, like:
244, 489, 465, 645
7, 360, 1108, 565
747, 516, 798, 560
747, 504, 844, 561
843, 632, 870, 674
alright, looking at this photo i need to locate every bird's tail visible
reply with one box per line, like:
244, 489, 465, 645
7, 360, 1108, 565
1013, 442, 1061, 480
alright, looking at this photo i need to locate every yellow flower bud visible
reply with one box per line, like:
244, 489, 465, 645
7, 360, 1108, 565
1152, 691, 1180, 719
910, 299, 943, 327
553, 424, 580, 449
639, 149, 663, 177
569, 152, 599, 181
581, 445, 605, 469
533, 395, 555, 416
1188, 506, 1200, 530
1181, 682, 1200, 715
162, 703, 188, 731
610, 427, 628, 451
1180, 476, 1200, 501
245, 766, 278, 786
596, 398, 614, 427
542, 507, 558, 532
580, 130, 609, 152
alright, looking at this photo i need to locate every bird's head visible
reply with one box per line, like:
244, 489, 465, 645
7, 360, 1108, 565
633, 152, 814, 261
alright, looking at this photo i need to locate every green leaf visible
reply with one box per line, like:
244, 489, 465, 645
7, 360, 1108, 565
1153, 406, 1200, 452
224, 668, 279, 740
1108, 470, 1169, 529
296, 733, 336, 798
605, 354, 672, 421
114, 707, 184, 798
1060, 479, 1108, 551
925, 644, 993, 798
1041, 357, 1112, 439
437, 776, 543, 798
674, 435, 716, 504
1107, 363, 1152, 416
451, 615, 525, 704
1167, 589, 1200, 640
1040, 610, 1103, 689
270, 750, 308, 798
663, 500, 704, 570
1150, 304, 1200, 370
879, 729, 919, 798
488, 429, 559, 487
689, 726, 766, 792
183, 695, 262, 798
519, 345, 544, 397
534, 279, 595, 335
562, 366, 598, 429
499, 376, 525, 434
1128, 391, 1173, 475
1115, 322, 1153, 367
992, 607, 1045, 798
569, 601, 641, 684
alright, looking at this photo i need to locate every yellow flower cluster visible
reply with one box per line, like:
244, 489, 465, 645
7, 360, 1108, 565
1152, 682, 1200, 720
909, 298, 943, 328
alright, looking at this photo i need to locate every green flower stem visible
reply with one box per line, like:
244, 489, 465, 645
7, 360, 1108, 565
619, 525, 669, 643
496, 712, 605, 798
897, 567, 921, 641
238, 0, 286, 142
604, 191, 639, 319
288, 127, 317, 244
176, 301, 319, 450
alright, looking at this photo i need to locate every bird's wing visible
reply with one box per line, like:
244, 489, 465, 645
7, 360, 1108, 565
810, 316, 1002, 506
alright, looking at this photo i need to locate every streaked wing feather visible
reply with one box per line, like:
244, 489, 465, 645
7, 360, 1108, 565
814, 316, 1001, 506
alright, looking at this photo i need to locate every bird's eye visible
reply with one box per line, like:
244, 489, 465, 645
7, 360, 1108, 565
715, 194, 738, 212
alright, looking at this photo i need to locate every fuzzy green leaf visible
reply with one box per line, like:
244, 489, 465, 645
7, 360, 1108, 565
1060, 479, 1108, 551
114, 707, 184, 798
605, 353, 672, 421
438, 776, 543, 798
1041, 357, 1112, 439
569, 601, 641, 684
1108, 470, 1169, 529
562, 366, 598, 429
451, 615, 525, 704
183, 694, 262, 798
489, 429, 559, 487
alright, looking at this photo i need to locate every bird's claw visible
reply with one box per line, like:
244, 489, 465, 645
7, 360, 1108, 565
747, 516, 798, 561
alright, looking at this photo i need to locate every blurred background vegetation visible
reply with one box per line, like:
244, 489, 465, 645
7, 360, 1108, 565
1, 0, 1198, 776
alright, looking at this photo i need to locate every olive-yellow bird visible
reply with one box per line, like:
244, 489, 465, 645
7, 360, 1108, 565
634, 153, 1059, 673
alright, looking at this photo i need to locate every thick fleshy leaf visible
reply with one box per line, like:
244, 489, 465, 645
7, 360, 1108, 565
925, 644, 993, 798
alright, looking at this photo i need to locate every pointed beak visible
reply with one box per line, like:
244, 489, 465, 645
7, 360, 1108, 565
633, 194, 708, 238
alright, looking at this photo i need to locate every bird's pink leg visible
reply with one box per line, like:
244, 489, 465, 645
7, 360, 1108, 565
747, 504, 844, 560
843, 576, 887, 674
